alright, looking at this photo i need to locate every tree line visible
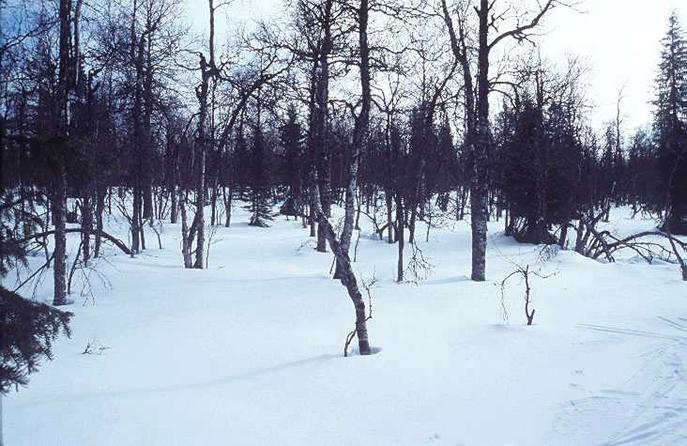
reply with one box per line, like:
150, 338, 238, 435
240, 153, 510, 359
1, 0, 686, 384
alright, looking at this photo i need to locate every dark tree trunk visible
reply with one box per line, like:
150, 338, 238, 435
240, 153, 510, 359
310, 0, 334, 254
317, 222, 327, 252
309, 206, 316, 237
210, 183, 218, 226
396, 195, 404, 282
408, 204, 417, 244
194, 177, 206, 269
52, 0, 71, 306
139, 204, 146, 250
131, 187, 141, 253
52, 175, 68, 306
386, 191, 393, 243
469, 0, 491, 282
94, 188, 105, 257
142, 26, 155, 222
170, 185, 178, 224
222, 186, 233, 227
81, 195, 92, 266
558, 221, 569, 249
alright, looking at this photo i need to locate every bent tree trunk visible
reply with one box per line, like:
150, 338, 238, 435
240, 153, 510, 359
312, 186, 371, 355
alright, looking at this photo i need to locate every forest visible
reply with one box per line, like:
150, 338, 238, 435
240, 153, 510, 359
1, 0, 686, 444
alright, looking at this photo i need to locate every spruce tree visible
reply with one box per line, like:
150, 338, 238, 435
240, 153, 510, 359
498, 97, 582, 244
598, 123, 625, 215
654, 11, 687, 233
279, 107, 304, 217
1, 288, 72, 393
247, 124, 274, 227
627, 129, 656, 209
0, 191, 72, 393
234, 125, 250, 200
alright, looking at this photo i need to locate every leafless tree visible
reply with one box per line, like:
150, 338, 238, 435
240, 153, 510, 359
501, 263, 555, 326
441, 0, 568, 281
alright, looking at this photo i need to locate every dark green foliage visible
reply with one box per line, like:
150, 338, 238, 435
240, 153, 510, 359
1, 286, 72, 393
497, 98, 583, 244
653, 12, 687, 233
0, 207, 30, 278
424, 114, 459, 200
279, 107, 305, 216
627, 129, 658, 208
0, 191, 45, 277
0, 190, 73, 393
598, 123, 627, 203
233, 127, 250, 198
247, 125, 274, 227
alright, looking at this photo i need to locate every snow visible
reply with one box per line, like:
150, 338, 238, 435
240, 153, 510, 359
3, 204, 686, 445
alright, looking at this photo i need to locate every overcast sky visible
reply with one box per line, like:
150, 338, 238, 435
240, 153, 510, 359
540, 0, 687, 131
184, 0, 686, 133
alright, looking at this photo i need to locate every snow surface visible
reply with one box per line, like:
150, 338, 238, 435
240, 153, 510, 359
3, 204, 686, 445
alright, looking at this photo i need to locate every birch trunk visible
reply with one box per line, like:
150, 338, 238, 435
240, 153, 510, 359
313, 0, 334, 253
53, 0, 71, 306
337, 0, 370, 277
179, 190, 194, 269
312, 183, 371, 355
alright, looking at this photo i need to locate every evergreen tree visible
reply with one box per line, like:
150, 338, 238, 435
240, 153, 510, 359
0, 191, 72, 393
279, 106, 304, 217
499, 98, 550, 242
653, 11, 687, 233
247, 124, 274, 227
498, 97, 582, 244
233, 125, 250, 199
425, 114, 458, 203
598, 122, 626, 215
627, 129, 657, 209
1, 288, 72, 393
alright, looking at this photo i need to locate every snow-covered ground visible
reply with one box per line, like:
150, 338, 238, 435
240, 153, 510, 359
4, 204, 686, 445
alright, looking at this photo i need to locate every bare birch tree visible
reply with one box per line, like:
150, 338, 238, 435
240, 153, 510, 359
441, 0, 564, 281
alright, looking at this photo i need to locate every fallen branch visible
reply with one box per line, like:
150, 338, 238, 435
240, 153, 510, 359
576, 217, 687, 280
18, 228, 132, 256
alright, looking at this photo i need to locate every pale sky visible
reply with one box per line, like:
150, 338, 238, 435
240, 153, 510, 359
539, 0, 687, 131
184, 0, 687, 133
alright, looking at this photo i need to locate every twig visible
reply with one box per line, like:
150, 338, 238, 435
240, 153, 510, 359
13, 253, 55, 293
